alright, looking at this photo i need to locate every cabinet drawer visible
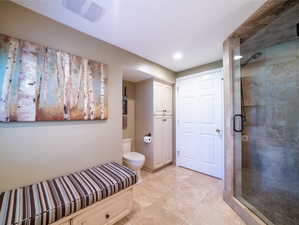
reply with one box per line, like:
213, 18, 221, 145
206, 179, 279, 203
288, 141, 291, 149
52, 219, 71, 225
105, 190, 133, 224
72, 189, 133, 225
72, 205, 106, 225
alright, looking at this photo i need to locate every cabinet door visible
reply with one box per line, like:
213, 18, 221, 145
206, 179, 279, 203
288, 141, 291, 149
163, 116, 173, 163
153, 116, 165, 168
72, 206, 106, 225
163, 85, 173, 115
154, 82, 173, 115
153, 82, 165, 115
71, 190, 133, 225
52, 220, 71, 225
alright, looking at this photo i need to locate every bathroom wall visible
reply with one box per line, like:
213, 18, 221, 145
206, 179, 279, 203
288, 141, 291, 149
0, 2, 175, 192
237, 3, 299, 224
122, 80, 136, 151
176, 60, 222, 78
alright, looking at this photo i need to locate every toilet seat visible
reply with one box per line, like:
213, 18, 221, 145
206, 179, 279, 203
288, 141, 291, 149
123, 152, 145, 163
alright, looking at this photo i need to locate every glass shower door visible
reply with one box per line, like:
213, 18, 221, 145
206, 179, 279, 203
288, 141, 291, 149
233, 3, 299, 224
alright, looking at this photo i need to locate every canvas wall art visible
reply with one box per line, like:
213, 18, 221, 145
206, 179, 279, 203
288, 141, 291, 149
0, 34, 108, 122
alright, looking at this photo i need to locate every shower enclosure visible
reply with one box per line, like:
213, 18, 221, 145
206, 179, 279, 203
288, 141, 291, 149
224, 1, 299, 225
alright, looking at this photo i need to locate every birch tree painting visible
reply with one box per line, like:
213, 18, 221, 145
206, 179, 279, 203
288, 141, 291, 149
0, 34, 108, 122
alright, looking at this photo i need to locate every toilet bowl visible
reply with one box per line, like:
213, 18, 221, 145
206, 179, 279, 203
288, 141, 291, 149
123, 138, 145, 183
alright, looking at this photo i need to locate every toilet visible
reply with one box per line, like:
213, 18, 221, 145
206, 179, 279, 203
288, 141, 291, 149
123, 138, 145, 183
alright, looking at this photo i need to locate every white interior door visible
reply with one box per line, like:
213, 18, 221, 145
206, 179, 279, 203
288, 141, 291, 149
176, 69, 224, 178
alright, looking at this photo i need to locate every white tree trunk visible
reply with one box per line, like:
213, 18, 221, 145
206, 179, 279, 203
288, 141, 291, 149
16, 41, 38, 121
62, 52, 71, 120
41, 48, 49, 107
75, 62, 83, 107
56, 51, 64, 107
87, 66, 95, 120
83, 59, 89, 120
99, 63, 106, 120
0, 38, 19, 122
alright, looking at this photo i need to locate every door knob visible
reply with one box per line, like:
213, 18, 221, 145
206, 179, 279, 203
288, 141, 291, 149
216, 128, 221, 133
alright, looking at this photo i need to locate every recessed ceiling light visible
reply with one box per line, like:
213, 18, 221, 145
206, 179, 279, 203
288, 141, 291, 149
234, 55, 243, 60
173, 52, 183, 60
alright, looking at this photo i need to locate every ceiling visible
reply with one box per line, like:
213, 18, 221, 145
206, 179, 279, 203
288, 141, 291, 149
12, 0, 266, 72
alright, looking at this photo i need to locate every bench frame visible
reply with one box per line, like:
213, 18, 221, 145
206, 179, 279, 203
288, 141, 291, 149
51, 186, 135, 225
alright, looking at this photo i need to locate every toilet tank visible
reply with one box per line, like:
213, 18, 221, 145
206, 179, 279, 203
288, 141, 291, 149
123, 138, 132, 154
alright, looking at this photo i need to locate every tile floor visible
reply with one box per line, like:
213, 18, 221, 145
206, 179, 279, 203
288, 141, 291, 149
115, 165, 245, 225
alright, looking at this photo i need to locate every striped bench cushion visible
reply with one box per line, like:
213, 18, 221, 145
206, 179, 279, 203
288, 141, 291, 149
0, 162, 137, 225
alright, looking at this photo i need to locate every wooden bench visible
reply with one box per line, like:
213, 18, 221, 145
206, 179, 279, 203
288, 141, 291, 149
0, 162, 137, 225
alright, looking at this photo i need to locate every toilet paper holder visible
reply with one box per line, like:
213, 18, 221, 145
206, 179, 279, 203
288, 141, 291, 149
144, 133, 152, 144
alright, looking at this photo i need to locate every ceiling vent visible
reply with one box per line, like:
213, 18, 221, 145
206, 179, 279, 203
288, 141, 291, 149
62, 0, 104, 23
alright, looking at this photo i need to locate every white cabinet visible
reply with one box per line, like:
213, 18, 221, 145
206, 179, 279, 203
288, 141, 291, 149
71, 189, 133, 225
53, 220, 71, 225
154, 81, 173, 115
50, 189, 133, 225
153, 82, 164, 115
136, 79, 173, 171
72, 204, 106, 225
153, 116, 165, 168
153, 116, 173, 169
163, 116, 173, 164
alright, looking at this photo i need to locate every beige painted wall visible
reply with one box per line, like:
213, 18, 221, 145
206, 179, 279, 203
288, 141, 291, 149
176, 60, 223, 77
0, 2, 175, 192
122, 81, 136, 151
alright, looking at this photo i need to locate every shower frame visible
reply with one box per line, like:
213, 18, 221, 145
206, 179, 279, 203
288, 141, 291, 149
223, 37, 266, 225
222, 0, 298, 224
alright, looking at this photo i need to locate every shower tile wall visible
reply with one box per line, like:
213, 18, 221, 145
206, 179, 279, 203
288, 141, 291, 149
240, 36, 299, 225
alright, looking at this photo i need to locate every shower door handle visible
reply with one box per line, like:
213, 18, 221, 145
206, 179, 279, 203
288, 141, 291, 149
233, 114, 244, 132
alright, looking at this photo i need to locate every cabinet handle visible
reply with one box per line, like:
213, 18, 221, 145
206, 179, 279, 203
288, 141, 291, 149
163, 109, 167, 112
163, 119, 167, 122
105, 214, 110, 219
